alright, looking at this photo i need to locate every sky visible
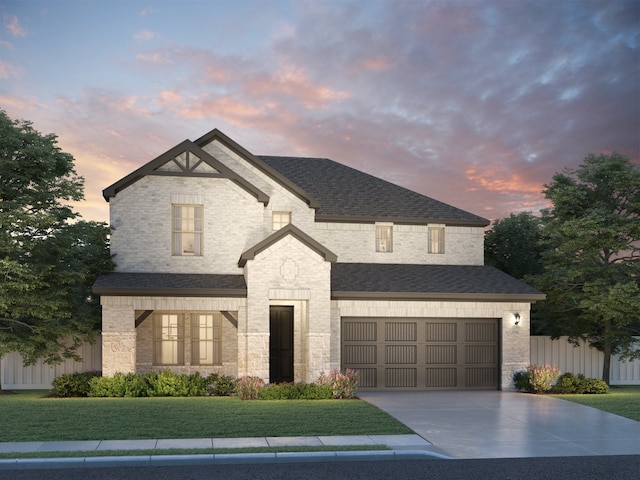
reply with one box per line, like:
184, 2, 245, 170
1, 0, 639, 225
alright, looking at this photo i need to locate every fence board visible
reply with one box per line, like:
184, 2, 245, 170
1, 339, 102, 390
530, 336, 640, 385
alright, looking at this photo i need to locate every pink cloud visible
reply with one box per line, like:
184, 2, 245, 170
134, 29, 159, 42
4, 14, 26, 37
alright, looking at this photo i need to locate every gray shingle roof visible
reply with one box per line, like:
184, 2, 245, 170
93, 273, 247, 297
331, 263, 545, 301
259, 156, 489, 226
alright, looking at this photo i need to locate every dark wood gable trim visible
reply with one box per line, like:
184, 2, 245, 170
102, 139, 269, 204
238, 224, 337, 267
195, 128, 321, 209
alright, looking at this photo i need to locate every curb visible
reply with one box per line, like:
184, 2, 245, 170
0, 450, 452, 470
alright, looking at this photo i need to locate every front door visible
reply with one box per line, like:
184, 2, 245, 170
269, 306, 294, 383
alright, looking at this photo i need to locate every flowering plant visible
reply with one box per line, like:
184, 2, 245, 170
317, 368, 359, 399
235, 376, 265, 400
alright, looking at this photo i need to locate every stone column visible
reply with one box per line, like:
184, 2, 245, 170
101, 303, 136, 376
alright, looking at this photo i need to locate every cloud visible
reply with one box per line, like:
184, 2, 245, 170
134, 29, 159, 42
0, 61, 23, 79
4, 14, 26, 37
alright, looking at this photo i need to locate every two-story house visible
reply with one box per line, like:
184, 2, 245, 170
93, 128, 544, 391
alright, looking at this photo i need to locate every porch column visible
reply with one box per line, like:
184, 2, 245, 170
101, 302, 136, 376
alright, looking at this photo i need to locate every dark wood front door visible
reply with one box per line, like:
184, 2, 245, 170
269, 306, 294, 383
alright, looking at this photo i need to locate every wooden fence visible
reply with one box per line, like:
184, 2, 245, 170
2, 336, 639, 389
1, 339, 102, 390
530, 336, 640, 385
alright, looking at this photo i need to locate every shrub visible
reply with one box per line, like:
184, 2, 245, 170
317, 368, 360, 399
235, 376, 265, 400
89, 372, 151, 397
52, 371, 101, 397
513, 370, 533, 392
147, 371, 206, 397
257, 382, 334, 400
577, 377, 609, 395
205, 373, 237, 396
527, 364, 561, 394
553, 373, 582, 394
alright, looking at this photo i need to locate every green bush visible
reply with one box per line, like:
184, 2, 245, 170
148, 371, 206, 397
551, 373, 609, 395
89, 372, 151, 397
257, 382, 333, 400
577, 377, 609, 394
89, 371, 207, 397
513, 370, 533, 392
52, 371, 101, 397
205, 373, 237, 396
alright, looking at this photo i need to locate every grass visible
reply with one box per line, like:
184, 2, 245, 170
0, 390, 412, 443
551, 385, 640, 422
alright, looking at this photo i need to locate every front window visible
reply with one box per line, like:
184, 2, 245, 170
154, 314, 184, 365
191, 314, 222, 366
376, 225, 393, 252
428, 226, 445, 254
172, 205, 203, 256
153, 313, 222, 366
272, 211, 291, 230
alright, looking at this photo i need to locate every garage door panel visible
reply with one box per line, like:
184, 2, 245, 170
386, 368, 417, 388
425, 367, 457, 388
343, 318, 499, 391
426, 345, 457, 364
386, 345, 417, 364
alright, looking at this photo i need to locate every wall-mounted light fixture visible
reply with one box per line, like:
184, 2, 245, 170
514, 313, 521, 325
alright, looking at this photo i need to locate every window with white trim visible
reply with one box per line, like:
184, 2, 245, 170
428, 226, 445, 254
272, 211, 291, 230
376, 225, 393, 252
172, 205, 203, 256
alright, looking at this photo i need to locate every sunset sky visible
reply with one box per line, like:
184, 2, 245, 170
1, 0, 638, 225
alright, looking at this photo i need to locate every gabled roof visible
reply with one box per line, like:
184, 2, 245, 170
331, 263, 546, 302
92, 272, 247, 297
238, 224, 338, 267
195, 129, 321, 208
259, 156, 489, 226
102, 138, 269, 204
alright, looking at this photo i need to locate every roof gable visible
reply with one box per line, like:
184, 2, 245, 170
239, 224, 337, 267
103, 139, 269, 204
195, 129, 320, 209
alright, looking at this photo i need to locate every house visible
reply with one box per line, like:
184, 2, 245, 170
93, 128, 545, 391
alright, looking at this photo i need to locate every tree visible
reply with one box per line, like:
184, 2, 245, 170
0, 110, 113, 370
531, 152, 640, 384
485, 212, 544, 280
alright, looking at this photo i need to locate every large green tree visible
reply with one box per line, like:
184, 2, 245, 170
485, 211, 544, 280
0, 110, 113, 368
531, 152, 640, 384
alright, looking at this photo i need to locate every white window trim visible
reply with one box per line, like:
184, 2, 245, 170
428, 225, 445, 254
376, 223, 393, 253
172, 204, 203, 256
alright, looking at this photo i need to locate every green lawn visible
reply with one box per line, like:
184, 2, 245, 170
0, 390, 412, 443
551, 385, 640, 422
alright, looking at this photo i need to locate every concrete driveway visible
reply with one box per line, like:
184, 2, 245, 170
360, 391, 640, 459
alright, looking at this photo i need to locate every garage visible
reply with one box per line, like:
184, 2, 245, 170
341, 318, 500, 390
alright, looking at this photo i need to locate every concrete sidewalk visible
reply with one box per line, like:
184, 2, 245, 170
0, 434, 450, 470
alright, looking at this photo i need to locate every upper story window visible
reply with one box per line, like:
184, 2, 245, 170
272, 211, 291, 230
172, 205, 203, 256
376, 225, 393, 252
428, 226, 445, 254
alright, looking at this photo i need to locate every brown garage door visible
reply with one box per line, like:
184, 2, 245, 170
341, 318, 499, 390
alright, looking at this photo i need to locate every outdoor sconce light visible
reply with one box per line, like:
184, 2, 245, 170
514, 313, 521, 325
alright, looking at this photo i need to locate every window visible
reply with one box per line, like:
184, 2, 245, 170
428, 226, 445, 254
191, 314, 222, 366
172, 205, 203, 256
272, 211, 291, 230
154, 314, 184, 365
153, 313, 222, 366
376, 225, 393, 252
